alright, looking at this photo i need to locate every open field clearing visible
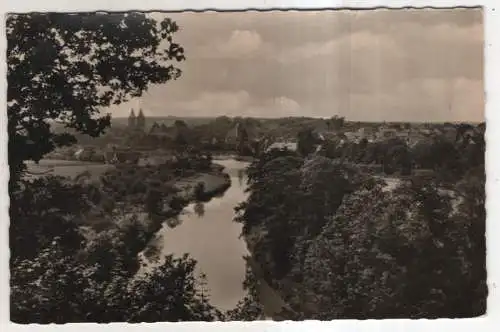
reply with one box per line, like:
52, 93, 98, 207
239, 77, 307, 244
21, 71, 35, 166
25, 159, 113, 180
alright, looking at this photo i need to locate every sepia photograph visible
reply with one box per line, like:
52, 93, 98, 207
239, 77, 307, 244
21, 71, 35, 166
7, 7, 486, 323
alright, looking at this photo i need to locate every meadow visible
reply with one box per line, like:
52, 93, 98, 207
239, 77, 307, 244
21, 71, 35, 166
25, 159, 113, 181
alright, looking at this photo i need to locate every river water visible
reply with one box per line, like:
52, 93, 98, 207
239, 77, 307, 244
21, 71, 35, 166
146, 159, 251, 311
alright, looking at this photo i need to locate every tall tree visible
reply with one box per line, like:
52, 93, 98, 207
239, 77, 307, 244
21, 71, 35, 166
299, 176, 484, 319
327, 115, 345, 131
7, 12, 185, 184
297, 128, 318, 156
237, 124, 250, 155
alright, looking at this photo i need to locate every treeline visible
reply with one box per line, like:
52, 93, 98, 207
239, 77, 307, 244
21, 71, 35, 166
109, 117, 264, 157
234, 127, 486, 319
296, 123, 485, 180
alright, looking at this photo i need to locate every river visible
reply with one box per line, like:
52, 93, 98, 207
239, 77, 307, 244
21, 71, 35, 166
143, 159, 251, 311
29, 158, 401, 316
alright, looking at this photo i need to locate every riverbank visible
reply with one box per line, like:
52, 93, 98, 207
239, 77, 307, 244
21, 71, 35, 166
122, 166, 233, 236
28, 158, 232, 235
212, 154, 256, 163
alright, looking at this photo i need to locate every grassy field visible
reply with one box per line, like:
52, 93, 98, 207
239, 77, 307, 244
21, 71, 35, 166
25, 159, 113, 181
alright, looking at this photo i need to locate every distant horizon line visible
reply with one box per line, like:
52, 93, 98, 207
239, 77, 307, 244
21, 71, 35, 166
110, 115, 483, 124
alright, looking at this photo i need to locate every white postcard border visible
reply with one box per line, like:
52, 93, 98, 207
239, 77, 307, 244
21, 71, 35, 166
0, 1, 497, 331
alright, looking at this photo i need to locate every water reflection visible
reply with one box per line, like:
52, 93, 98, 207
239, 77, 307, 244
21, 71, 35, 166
142, 235, 163, 263
194, 202, 205, 217
237, 169, 244, 186
165, 217, 182, 228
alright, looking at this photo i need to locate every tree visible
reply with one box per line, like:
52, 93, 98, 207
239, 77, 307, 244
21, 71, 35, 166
7, 12, 185, 185
10, 176, 91, 260
386, 143, 412, 175
411, 137, 462, 180
378, 138, 409, 175
237, 125, 250, 156
172, 120, 191, 150
174, 131, 189, 149
225, 262, 265, 321
454, 123, 474, 143
297, 128, 318, 156
296, 175, 485, 319
236, 150, 304, 278
174, 120, 188, 129
452, 166, 487, 315
237, 140, 486, 319
327, 115, 345, 131
11, 238, 222, 323
10, 175, 222, 323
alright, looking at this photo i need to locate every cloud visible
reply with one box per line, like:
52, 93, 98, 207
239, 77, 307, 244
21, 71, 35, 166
247, 96, 302, 117
107, 75, 483, 122
169, 8, 482, 52
341, 77, 484, 122
166, 90, 302, 118
352, 8, 482, 32
173, 90, 251, 116
104, 10, 483, 122
274, 31, 401, 65
197, 30, 266, 59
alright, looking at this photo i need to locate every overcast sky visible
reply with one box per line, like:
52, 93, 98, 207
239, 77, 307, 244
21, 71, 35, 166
107, 8, 483, 122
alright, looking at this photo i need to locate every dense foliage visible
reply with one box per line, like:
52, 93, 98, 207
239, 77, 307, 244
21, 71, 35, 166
318, 124, 484, 181
10, 174, 223, 323
236, 125, 486, 319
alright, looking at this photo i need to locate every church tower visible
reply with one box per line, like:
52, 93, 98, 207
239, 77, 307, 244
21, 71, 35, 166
128, 109, 136, 129
136, 109, 146, 131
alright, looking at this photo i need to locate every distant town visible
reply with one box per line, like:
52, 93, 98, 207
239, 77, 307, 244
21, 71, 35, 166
46, 109, 484, 174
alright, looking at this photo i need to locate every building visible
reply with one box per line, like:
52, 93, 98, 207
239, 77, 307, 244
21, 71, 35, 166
74, 147, 95, 161
137, 155, 174, 166
442, 127, 458, 141
127, 108, 146, 132
225, 122, 241, 144
265, 141, 298, 152
343, 132, 357, 142
136, 109, 146, 131
149, 122, 161, 134
128, 109, 136, 129
225, 121, 261, 144
395, 131, 410, 140
377, 128, 398, 140
104, 145, 141, 164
